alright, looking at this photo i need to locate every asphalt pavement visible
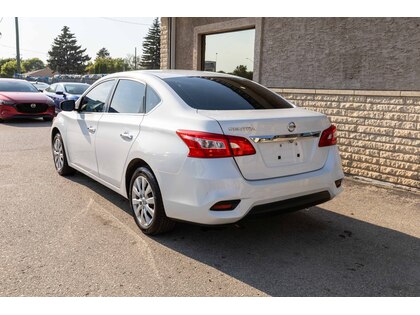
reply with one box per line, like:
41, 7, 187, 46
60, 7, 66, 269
0, 118, 419, 296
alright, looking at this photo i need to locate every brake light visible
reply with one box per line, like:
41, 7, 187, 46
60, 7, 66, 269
176, 130, 256, 158
319, 124, 337, 147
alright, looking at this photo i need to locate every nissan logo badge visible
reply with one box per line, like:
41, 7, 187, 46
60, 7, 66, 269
30, 103, 36, 108
288, 122, 296, 132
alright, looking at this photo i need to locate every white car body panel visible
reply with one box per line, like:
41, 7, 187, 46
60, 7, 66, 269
51, 70, 344, 225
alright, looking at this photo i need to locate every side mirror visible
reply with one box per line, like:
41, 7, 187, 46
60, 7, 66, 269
60, 99, 75, 111
56, 91, 64, 95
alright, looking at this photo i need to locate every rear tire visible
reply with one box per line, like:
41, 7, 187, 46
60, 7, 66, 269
43, 117, 53, 122
129, 167, 175, 235
52, 133, 75, 176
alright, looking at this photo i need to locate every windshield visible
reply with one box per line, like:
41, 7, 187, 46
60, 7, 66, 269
0, 80, 39, 92
163, 76, 293, 110
64, 84, 89, 95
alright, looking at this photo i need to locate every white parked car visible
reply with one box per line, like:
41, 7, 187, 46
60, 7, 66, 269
51, 70, 344, 235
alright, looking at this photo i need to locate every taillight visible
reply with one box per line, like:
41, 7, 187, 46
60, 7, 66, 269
176, 130, 256, 158
319, 124, 337, 147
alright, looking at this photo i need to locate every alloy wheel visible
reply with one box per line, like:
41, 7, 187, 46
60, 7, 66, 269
53, 137, 64, 171
132, 175, 155, 228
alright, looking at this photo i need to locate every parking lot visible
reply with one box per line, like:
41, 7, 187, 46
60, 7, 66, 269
0, 119, 419, 296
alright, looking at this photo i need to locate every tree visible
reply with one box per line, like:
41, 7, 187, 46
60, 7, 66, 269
140, 18, 160, 70
87, 57, 129, 74
21, 58, 45, 73
47, 26, 90, 74
0, 58, 15, 70
125, 54, 141, 70
0, 60, 17, 78
231, 65, 253, 80
96, 47, 110, 59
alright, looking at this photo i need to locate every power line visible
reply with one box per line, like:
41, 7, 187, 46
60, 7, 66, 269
0, 43, 47, 55
100, 17, 151, 26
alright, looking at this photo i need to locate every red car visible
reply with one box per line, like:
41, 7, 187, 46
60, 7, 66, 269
0, 79, 55, 122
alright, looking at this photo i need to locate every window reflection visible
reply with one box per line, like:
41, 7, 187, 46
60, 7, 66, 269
203, 28, 255, 80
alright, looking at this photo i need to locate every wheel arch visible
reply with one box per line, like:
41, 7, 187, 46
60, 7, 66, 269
124, 158, 157, 197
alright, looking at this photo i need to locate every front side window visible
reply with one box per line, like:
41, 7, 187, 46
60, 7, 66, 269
109, 80, 145, 114
145, 86, 161, 113
79, 80, 115, 113
163, 76, 293, 110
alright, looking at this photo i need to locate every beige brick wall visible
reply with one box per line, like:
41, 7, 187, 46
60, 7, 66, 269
160, 18, 170, 70
275, 89, 420, 190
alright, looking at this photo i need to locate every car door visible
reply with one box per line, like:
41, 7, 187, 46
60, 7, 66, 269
95, 79, 146, 188
65, 79, 116, 176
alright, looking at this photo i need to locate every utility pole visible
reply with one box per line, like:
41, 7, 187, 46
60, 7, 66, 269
134, 47, 137, 70
15, 17, 21, 75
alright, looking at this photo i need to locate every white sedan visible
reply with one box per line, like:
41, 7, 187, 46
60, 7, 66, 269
51, 70, 344, 235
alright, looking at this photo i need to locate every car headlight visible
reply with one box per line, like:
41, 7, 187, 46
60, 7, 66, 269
0, 100, 15, 105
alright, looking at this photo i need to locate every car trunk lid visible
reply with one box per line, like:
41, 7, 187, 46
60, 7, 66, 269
198, 108, 331, 180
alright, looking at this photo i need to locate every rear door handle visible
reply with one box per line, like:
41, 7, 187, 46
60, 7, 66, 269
120, 132, 133, 141
87, 126, 96, 134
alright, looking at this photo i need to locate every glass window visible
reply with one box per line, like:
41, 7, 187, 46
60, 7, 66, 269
64, 83, 89, 95
145, 86, 161, 113
79, 80, 115, 113
46, 84, 57, 93
163, 76, 293, 110
109, 80, 145, 114
56, 84, 64, 93
203, 29, 255, 80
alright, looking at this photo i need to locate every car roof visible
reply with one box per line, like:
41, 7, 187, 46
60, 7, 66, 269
105, 69, 236, 80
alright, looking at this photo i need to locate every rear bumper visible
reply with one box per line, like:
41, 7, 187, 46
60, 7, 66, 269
158, 146, 344, 225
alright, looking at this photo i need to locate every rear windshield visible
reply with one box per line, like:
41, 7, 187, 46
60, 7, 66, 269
163, 76, 293, 110
64, 84, 89, 95
0, 80, 39, 92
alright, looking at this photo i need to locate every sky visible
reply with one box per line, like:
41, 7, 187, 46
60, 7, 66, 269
0, 17, 155, 63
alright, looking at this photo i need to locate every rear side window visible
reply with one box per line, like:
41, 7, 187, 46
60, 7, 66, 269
163, 76, 293, 110
109, 80, 145, 114
145, 86, 161, 113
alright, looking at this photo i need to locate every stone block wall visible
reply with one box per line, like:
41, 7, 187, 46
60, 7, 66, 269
275, 89, 420, 190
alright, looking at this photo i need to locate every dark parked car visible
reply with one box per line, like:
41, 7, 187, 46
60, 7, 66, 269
44, 82, 90, 111
0, 79, 55, 122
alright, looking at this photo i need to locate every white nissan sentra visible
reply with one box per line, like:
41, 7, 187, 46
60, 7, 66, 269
51, 70, 344, 235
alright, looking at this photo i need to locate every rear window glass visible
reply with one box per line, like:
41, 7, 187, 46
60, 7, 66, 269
163, 76, 293, 110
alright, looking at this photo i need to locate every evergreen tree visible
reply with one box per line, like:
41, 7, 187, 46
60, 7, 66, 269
47, 26, 90, 74
140, 18, 160, 69
96, 47, 110, 59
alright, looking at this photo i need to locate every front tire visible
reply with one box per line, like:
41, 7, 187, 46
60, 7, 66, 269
52, 133, 75, 176
129, 167, 175, 235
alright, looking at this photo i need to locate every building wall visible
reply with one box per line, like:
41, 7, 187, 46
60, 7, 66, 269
277, 89, 420, 190
261, 18, 420, 91
160, 17, 420, 190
